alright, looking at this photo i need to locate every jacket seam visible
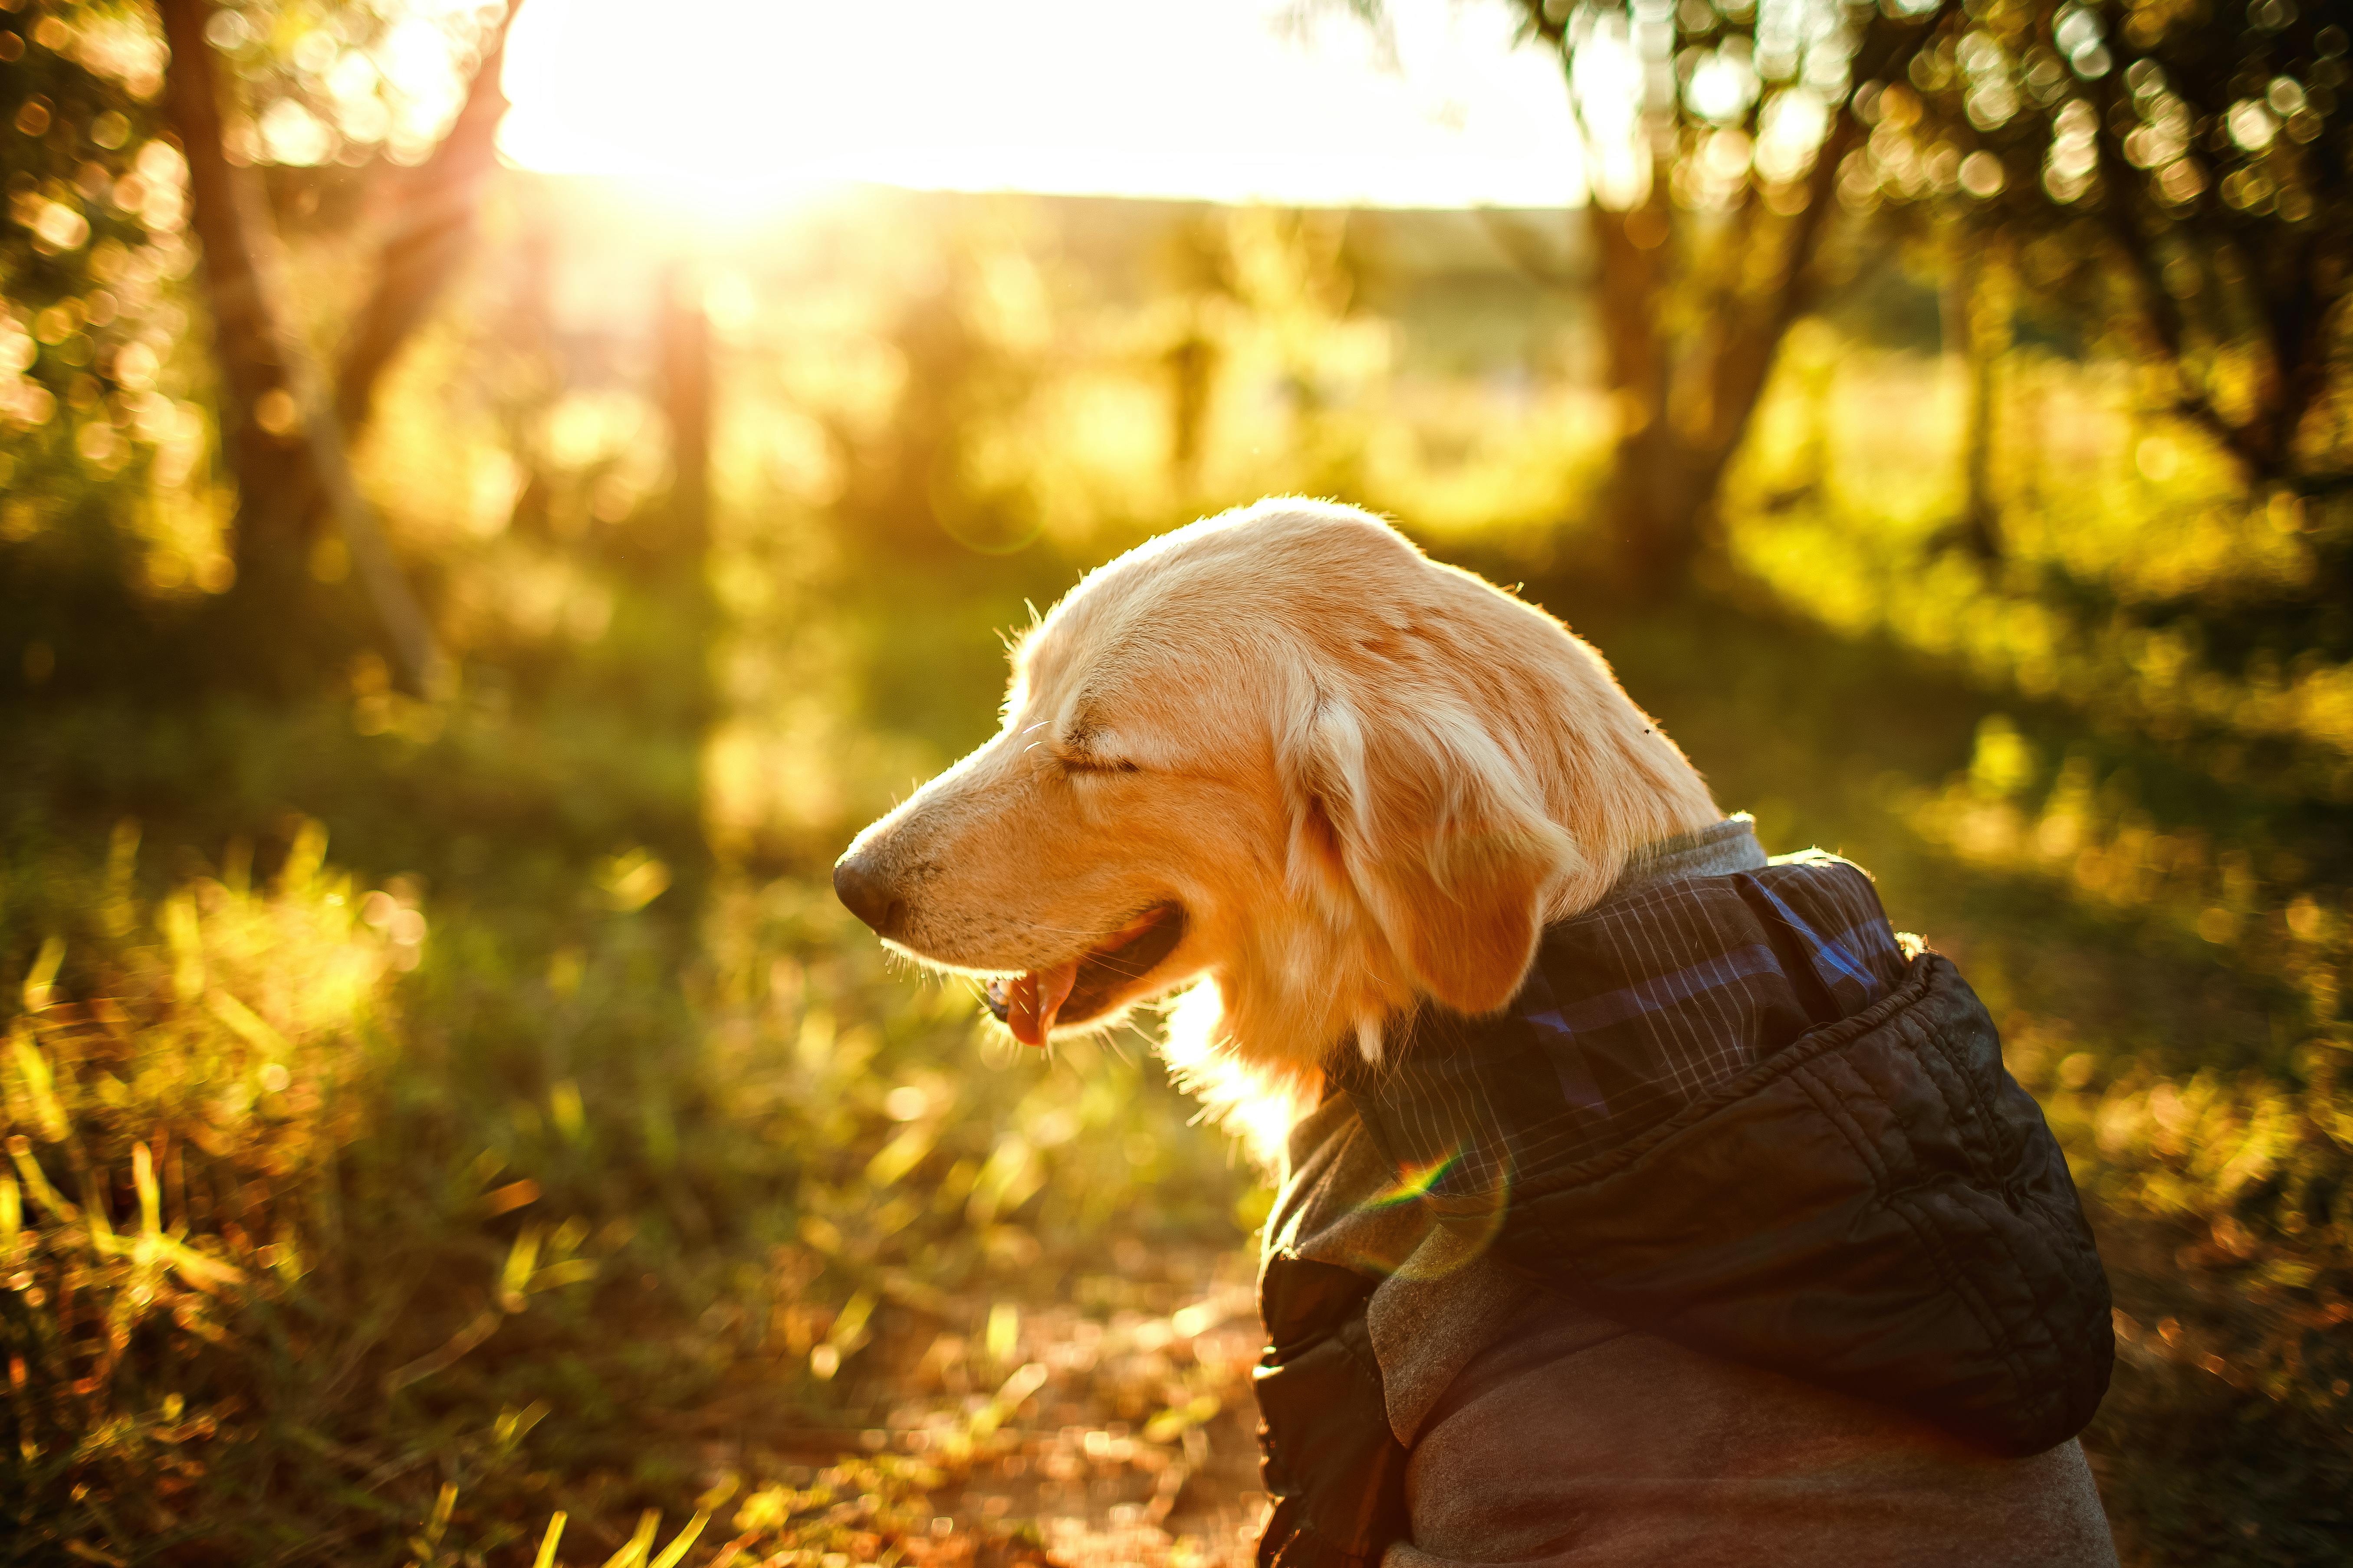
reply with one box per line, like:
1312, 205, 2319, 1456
1790, 1046, 2047, 1427
1515, 954, 1948, 1195
1852, 1012, 2070, 1416
1915, 994, 2015, 1180
1784, 1043, 1889, 1184
1886, 1037, 2069, 1407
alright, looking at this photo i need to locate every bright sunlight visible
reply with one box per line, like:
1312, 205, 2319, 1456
497, 0, 1590, 208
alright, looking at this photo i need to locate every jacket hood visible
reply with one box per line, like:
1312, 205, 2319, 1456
1326, 849, 2114, 1457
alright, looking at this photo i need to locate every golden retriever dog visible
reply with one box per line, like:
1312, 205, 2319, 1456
830, 497, 1719, 1113
835, 499, 2123, 1567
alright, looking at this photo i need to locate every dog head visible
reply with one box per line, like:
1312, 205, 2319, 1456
834, 500, 1718, 1108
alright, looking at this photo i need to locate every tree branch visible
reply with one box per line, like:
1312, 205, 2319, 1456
333, 0, 524, 434
1695, 3, 1944, 484
2258, 227, 2329, 471
158, 0, 291, 489
159, 0, 445, 694
2084, 73, 2281, 482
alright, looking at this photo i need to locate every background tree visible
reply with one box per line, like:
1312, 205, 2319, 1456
1378, 0, 2351, 597
1847, 0, 2353, 741
0, 1, 181, 695
1858, 0, 2350, 498
1, 0, 517, 700
159, 0, 516, 693
1482, 0, 1950, 593
1525, 0, 2353, 577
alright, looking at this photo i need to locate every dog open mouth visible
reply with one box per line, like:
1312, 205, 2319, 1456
984, 902, 1187, 1047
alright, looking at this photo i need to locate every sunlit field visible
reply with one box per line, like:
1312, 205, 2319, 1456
7, 1, 2353, 1564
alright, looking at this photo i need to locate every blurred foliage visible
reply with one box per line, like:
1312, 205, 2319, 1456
1851, 0, 2352, 492
1734, 325, 2353, 792
0, 0, 212, 693
1355, 0, 2353, 600
1480, 0, 1933, 588
2, 0, 516, 699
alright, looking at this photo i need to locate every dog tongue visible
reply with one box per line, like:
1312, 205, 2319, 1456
1004, 959, 1079, 1047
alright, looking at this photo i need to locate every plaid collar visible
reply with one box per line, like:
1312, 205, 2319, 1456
1330, 821, 1913, 1209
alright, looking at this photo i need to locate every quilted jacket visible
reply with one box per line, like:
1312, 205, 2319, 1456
1253, 841, 2113, 1568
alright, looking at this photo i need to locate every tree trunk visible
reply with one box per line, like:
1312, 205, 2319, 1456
2084, 73, 2300, 488
1585, 70, 1867, 596
1950, 227, 2011, 561
1165, 321, 1215, 488
158, 0, 314, 655
659, 266, 712, 576
652, 265, 716, 900
1696, 107, 1860, 479
1589, 200, 1696, 594
162, 0, 520, 694
1554, 3, 1931, 597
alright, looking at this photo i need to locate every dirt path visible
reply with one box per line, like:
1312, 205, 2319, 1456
635, 1243, 1272, 1567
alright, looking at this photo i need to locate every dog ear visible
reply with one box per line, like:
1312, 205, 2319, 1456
1287, 690, 1577, 1017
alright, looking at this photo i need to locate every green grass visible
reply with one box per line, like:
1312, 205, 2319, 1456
0, 793, 1264, 1564
8, 578, 2350, 1564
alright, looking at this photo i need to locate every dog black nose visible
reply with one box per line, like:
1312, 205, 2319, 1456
832, 852, 906, 939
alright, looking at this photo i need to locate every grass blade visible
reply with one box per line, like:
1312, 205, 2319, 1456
532, 1512, 566, 1568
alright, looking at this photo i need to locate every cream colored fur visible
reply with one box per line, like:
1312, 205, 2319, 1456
838, 500, 1721, 1133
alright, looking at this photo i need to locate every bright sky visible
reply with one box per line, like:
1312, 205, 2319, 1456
497, 0, 1590, 210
